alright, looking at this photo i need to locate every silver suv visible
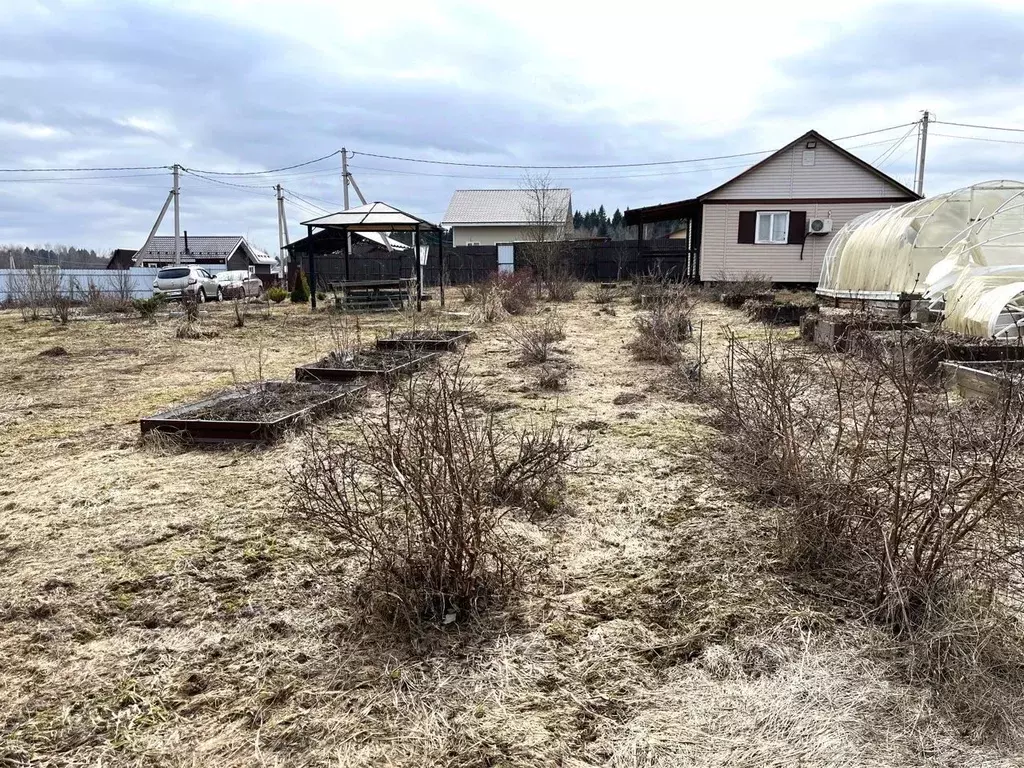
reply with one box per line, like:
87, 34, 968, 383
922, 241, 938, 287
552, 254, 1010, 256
152, 266, 222, 302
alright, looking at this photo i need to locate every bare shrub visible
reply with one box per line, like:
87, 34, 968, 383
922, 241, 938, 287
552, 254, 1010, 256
232, 298, 247, 328
628, 296, 694, 364
630, 271, 687, 307
715, 270, 772, 297
505, 312, 565, 364
544, 266, 580, 302
716, 328, 1024, 731
51, 295, 73, 325
536, 362, 570, 390
459, 282, 480, 305
132, 296, 165, 324
289, 360, 587, 627
7, 268, 61, 321
175, 295, 216, 339
496, 272, 535, 315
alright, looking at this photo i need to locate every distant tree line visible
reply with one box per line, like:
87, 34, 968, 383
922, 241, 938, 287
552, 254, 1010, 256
572, 206, 686, 241
0, 245, 109, 269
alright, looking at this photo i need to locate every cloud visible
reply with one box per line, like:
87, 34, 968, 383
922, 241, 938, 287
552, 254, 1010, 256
1, 0, 1023, 249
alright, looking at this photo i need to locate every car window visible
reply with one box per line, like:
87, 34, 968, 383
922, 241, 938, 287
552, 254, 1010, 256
157, 267, 189, 279
199, 269, 212, 279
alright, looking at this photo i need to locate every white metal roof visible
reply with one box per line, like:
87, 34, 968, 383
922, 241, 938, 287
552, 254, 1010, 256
442, 188, 572, 226
301, 202, 437, 231
359, 231, 411, 250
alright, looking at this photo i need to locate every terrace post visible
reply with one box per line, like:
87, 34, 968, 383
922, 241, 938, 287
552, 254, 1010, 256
415, 225, 423, 312
307, 225, 316, 310
437, 227, 445, 308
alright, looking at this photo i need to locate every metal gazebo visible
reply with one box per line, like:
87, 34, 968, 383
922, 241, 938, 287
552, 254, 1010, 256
298, 202, 445, 311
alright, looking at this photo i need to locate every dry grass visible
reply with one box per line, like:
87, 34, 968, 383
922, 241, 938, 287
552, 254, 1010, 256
0, 297, 1020, 766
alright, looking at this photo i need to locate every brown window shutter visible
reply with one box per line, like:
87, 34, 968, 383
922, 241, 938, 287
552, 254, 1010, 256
737, 211, 756, 244
788, 211, 807, 244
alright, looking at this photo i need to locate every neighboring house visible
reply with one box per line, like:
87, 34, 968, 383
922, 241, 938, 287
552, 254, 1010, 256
442, 188, 573, 246
131, 235, 280, 280
106, 248, 138, 269
624, 130, 921, 283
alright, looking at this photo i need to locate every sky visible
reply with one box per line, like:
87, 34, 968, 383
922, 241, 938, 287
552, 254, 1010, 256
2, 0, 1024, 252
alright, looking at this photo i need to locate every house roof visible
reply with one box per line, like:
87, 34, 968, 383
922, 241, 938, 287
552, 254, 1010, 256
135, 235, 245, 261
133, 235, 278, 267
442, 188, 572, 226
624, 130, 920, 225
301, 202, 438, 232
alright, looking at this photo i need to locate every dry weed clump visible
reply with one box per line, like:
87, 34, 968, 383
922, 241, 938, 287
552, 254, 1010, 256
544, 267, 581, 302
628, 295, 694, 364
505, 312, 566, 365
716, 328, 1024, 736
289, 360, 587, 628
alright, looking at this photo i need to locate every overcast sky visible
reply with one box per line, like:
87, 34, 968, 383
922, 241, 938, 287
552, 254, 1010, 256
2, 0, 1024, 252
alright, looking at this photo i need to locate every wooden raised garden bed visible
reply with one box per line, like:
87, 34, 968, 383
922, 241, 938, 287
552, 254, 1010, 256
140, 381, 364, 444
296, 349, 437, 383
743, 299, 814, 326
375, 329, 473, 352
813, 316, 920, 352
942, 360, 1024, 403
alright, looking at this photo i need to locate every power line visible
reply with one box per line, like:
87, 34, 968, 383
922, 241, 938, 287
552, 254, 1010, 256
930, 132, 1024, 147
282, 188, 338, 209
184, 150, 341, 176
350, 123, 915, 170
871, 126, 916, 166
282, 189, 331, 212
0, 171, 170, 183
0, 163, 169, 173
934, 120, 1024, 134
182, 169, 275, 191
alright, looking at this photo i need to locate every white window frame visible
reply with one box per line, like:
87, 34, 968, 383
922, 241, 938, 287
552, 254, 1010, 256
755, 211, 790, 245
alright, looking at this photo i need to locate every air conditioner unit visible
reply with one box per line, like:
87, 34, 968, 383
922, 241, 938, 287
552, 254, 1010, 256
807, 218, 832, 235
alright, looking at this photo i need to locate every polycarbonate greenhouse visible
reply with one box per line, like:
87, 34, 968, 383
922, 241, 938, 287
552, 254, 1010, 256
818, 180, 1024, 337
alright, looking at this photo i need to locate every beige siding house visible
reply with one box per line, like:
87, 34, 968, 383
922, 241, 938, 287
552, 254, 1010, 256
442, 188, 573, 246
624, 130, 920, 283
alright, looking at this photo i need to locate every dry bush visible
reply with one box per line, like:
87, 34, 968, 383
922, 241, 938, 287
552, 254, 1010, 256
175, 295, 217, 339
289, 360, 587, 627
544, 266, 580, 302
628, 296, 694, 364
232, 298, 247, 328
459, 281, 481, 305
132, 296, 164, 324
496, 272, 535, 315
536, 361, 570, 390
715, 270, 772, 297
716, 328, 1024, 736
505, 312, 565, 364
7, 268, 62, 321
51, 294, 73, 325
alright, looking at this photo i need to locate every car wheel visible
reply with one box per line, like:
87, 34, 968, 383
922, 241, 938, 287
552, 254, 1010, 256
217, 287, 224, 302
195, 288, 206, 304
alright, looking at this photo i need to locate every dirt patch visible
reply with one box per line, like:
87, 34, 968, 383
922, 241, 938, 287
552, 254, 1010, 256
317, 348, 425, 371
185, 382, 352, 422
38, 346, 68, 357
613, 391, 646, 406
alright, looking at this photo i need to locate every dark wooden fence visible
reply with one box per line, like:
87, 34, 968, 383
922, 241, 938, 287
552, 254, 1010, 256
301, 239, 696, 290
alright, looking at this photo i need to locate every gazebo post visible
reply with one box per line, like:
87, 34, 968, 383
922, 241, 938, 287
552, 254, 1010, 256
414, 225, 423, 313
437, 227, 445, 308
307, 224, 316, 310
342, 227, 351, 282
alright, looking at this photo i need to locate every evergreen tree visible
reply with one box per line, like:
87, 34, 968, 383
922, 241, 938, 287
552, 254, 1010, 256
573, 210, 583, 229
612, 209, 622, 229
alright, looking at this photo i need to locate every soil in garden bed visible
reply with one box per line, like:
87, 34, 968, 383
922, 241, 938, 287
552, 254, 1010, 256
187, 382, 357, 422
315, 348, 429, 371
385, 330, 466, 341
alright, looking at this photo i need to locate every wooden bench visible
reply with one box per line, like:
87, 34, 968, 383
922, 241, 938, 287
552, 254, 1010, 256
328, 278, 415, 312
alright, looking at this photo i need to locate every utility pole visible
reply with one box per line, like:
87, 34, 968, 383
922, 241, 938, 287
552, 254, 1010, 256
342, 147, 353, 267
276, 184, 287, 280
915, 111, 931, 197
172, 164, 181, 265
341, 147, 351, 210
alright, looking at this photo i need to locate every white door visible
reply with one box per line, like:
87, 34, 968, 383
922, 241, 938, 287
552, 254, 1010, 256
497, 243, 514, 274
